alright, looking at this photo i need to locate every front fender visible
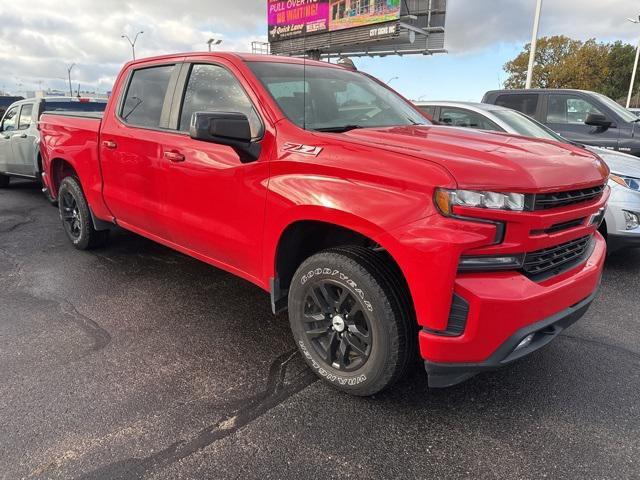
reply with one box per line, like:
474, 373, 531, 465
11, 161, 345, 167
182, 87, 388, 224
262, 170, 448, 285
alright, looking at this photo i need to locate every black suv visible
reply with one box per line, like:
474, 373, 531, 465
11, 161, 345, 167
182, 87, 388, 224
482, 89, 640, 157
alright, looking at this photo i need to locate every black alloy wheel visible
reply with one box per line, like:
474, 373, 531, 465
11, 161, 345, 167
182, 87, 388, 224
60, 189, 82, 241
302, 279, 372, 372
57, 176, 109, 250
288, 247, 416, 396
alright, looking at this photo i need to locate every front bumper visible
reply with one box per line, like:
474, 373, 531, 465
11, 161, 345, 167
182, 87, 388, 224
419, 232, 606, 387
604, 183, 640, 251
424, 289, 597, 387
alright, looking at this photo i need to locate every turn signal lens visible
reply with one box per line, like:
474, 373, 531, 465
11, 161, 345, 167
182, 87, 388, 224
434, 189, 453, 216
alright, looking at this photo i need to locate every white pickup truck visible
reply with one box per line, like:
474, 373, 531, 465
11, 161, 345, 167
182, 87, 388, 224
0, 97, 106, 189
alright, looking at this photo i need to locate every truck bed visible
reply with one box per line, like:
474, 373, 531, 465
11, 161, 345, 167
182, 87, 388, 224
39, 112, 105, 218
42, 110, 104, 120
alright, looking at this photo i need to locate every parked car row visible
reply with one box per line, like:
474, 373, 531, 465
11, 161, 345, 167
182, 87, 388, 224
415, 101, 640, 252
0, 97, 106, 188
482, 89, 640, 157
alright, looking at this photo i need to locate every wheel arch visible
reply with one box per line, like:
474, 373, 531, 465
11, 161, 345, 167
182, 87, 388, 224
269, 214, 415, 319
49, 157, 79, 197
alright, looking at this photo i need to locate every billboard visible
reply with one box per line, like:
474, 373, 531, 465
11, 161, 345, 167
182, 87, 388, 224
268, 0, 330, 42
329, 0, 401, 32
268, 0, 401, 42
269, 0, 447, 58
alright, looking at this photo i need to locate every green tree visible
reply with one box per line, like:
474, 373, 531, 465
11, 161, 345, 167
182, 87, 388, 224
503, 36, 639, 105
503, 36, 581, 89
604, 41, 638, 103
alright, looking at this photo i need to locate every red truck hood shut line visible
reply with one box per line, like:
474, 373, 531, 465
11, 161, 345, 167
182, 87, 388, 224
342, 125, 609, 192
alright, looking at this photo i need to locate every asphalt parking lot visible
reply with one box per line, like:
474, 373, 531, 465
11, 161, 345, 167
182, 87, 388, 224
1, 180, 639, 480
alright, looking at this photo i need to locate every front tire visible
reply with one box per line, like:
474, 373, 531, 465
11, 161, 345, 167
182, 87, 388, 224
0, 174, 9, 188
58, 176, 109, 250
288, 247, 415, 396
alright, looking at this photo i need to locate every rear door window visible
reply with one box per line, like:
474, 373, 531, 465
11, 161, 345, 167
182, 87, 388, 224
121, 64, 176, 128
18, 104, 33, 130
438, 107, 501, 131
494, 94, 539, 116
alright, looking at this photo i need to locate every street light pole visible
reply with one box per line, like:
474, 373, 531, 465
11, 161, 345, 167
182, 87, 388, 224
67, 63, 75, 98
626, 16, 640, 109
525, 0, 543, 89
207, 38, 222, 52
122, 31, 144, 61
387, 76, 399, 85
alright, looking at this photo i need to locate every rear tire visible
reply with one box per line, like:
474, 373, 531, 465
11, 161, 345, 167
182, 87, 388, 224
288, 247, 415, 396
58, 176, 109, 250
0, 174, 9, 188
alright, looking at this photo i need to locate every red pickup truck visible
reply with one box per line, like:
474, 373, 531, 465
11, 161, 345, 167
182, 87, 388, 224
39, 53, 609, 395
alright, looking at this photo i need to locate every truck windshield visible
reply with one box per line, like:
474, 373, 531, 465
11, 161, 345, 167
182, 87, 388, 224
492, 109, 567, 142
43, 101, 107, 113
248, 61, 429, 132
592, 92, 639, 123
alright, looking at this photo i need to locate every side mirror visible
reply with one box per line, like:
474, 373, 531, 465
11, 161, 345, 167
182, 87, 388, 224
585, 113, 612, 128
189, 111, 261, 163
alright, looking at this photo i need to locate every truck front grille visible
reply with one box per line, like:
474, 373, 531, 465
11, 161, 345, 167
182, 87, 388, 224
522, 235, 593, 279
533, 185, 605, 211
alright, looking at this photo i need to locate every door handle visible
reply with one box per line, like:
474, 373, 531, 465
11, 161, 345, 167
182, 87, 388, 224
164, 151, 185, 163
102, 140, 117, 149
12, 133, 27, 139
1, 135, 9, 140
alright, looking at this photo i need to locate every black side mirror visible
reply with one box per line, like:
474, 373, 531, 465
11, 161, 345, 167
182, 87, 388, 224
585, 113, 612, 128
189, 111, 261, 162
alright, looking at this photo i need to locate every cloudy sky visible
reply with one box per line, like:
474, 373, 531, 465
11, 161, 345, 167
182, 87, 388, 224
1, 0, 639, 100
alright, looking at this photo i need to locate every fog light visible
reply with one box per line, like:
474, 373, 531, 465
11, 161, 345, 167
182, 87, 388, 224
515, 333, 535, 351
623, 210, 640, 230
458, 255, 524, 271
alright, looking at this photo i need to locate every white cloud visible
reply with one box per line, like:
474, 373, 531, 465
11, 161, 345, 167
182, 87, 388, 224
0, 0, 267, 93
1, 0, 639, 93
446, 0, 640, 54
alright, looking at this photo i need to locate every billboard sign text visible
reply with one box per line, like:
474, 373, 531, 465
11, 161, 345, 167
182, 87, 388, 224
268, 0, 402, 42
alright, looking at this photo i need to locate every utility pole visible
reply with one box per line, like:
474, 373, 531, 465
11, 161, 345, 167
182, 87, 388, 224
122, 31, 144, 60
525, 0, 543, 89
67, 64, 75, 98
626, 16, 640, 109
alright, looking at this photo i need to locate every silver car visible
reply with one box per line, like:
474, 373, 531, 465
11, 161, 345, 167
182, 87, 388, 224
0, 97, 106, 189
416, 101, 640, 251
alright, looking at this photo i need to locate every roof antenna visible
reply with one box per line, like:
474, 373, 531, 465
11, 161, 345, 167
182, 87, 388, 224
303, 29, 307, 131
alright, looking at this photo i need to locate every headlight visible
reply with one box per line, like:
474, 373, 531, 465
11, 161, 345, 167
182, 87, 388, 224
610, 173, 640, 191
435, 188, 526, 216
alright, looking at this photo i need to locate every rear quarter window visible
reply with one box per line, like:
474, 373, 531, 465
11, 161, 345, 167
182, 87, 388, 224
418, 105, 436, 118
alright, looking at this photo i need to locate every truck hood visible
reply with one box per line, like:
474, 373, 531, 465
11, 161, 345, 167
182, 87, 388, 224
343, 125, 608, 192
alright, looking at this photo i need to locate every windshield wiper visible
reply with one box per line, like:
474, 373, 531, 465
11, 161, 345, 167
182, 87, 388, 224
314, 125, 365, 133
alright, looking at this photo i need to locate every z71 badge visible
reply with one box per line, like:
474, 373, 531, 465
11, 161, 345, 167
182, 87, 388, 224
283, 143, 323, 157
